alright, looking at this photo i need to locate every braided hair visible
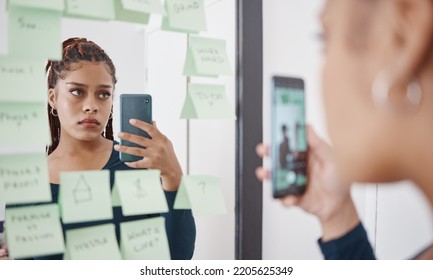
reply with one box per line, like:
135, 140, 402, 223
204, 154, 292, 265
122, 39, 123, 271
46, 38, 117, 155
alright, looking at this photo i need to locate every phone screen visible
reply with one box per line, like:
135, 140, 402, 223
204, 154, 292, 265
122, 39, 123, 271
271, 77, 307, 197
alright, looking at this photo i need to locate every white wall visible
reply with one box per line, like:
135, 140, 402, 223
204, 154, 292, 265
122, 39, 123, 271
263, 0, 433, 260
145, 0, 236, 260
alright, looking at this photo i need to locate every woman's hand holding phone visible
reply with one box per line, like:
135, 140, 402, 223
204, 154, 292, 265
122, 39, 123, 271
256, 126, 360, 241
114, 119, 183, 192
0, 241, 9, 260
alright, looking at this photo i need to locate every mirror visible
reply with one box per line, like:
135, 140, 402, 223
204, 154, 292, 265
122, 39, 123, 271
0, 0, 236, 260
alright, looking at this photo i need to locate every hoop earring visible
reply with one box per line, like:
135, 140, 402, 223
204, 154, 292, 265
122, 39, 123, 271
371, 71, 422, 112
50, 106, 58, 117
109, 111, 113, 119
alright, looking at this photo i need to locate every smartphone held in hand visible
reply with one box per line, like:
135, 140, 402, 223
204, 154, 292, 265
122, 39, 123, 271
271, 76, 308, 197
119, 94, 152, 162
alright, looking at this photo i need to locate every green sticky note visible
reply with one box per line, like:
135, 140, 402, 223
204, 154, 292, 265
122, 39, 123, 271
162, 0, 206, 33
8, 0, 65, 11
65, 0, 115, 21
0, 57, 47, 102
121, 0, 165, 14
183, 36, 232, 77
2, 229, 7, 245
0, 152, 51, 205
0, 102, 51, 147
59, 170, 113, 224
65, 224, 121, 260
180, 83, 236, 119
174, 175, 226, 215
120, 217, 170, 260
111, 183, 121, 207
63, 247, 71, 259
8, 6, 62, 60
114, 0, 150, 24
5, 204, 65, 259
115, 170, 168, 216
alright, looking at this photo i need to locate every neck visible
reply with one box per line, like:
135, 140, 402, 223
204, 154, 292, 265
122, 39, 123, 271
54, 131, 111, 155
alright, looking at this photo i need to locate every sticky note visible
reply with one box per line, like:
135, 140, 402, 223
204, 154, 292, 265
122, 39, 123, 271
64, 0, 115, 21
121, 0, 165, 14
162, 0, 206, 33
111, 182, 121, 207
0, 57, 47, 102
8, 6, 62, 60
183, 36, 232, 77
174, 175, 226, 215
65, 223, 121, 260
59, 170, 113, 224
115, 170, 168, 216
120, 217, 170, 260
0, 102, 51, 147
114, 0, 150, 25
5, 204, 64, 259
8, 0, 65, 11
180, 83, 236, 119
0, 152, 51, 205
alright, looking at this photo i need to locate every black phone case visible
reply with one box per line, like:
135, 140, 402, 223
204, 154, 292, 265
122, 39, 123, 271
271, 76, 307, 198
119, 94, 152, 162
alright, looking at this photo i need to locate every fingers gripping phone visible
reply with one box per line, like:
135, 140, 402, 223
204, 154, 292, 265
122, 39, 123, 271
271, 76, 308, 197
119, 94, 152, 162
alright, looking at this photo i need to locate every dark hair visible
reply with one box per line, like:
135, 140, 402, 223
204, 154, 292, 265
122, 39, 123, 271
46, 38, 117, 155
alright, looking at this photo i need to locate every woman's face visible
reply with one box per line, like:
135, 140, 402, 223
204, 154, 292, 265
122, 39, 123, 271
49, 61, 114, 142
321, 0, 403, 182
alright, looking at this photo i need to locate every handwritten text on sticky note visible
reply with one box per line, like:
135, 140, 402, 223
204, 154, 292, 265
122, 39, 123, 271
0, 152, 51, 205
180, 83, 236, 119
8, 6, 62, 60
162, 0, 206, 33
65, 223, 121, 260
0, 56, 46, 102
120, 217, 170, 260
183, 36, 232, 77
5, 204, 64, 259
0, 102, 50, 147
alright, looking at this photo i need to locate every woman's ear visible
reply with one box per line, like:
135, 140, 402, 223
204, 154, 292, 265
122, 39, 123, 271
48, 88, 56, 108
385, 0, 433, 86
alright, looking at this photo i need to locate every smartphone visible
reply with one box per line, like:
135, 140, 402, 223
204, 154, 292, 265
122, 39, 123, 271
119, 94, 152, 162
271, 76, 307, 197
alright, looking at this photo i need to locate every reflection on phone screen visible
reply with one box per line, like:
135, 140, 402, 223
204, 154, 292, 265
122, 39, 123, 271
273, 83, 307, 196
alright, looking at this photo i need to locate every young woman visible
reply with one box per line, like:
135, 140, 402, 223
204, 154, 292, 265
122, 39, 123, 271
257, 0, 433, 259
1, 37, 195, 260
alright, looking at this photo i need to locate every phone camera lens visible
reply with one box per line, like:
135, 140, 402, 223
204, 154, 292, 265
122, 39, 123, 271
145, 99, 149, 103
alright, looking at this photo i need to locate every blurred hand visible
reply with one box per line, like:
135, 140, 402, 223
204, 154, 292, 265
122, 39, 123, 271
115, 119, 183, 192
256, 125, 359, 241
0, 242, 9, 260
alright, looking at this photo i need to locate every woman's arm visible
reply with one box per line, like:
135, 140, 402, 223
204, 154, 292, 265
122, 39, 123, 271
162, 191, 196, 260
